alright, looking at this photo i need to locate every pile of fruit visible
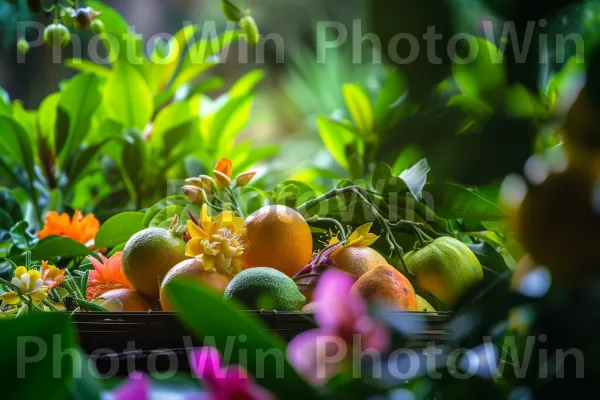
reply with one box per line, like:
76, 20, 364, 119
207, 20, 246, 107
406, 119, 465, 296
87, 159, 485, 314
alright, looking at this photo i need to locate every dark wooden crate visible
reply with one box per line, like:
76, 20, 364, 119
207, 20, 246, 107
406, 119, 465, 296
72, 311, 453, 375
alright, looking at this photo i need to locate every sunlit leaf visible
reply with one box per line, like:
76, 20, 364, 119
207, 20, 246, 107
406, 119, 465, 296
316, 117, 357, 170
230, 69, 266, 98
453, 38, 506, 99
343, 83, 374, 133
95, 212, 145, 249
105, 64, 153, 131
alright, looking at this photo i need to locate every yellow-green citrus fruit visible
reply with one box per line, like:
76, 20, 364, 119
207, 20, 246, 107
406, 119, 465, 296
224, 267, 306, 311
416, 294, 436, 312
159, 258, 230, 312
332, 246, 388, 277
240, 205, 313, 277
405, 237, 483, 305
514, 166, 600, 283
44, 24, 71, 48
122, 228, 189, 298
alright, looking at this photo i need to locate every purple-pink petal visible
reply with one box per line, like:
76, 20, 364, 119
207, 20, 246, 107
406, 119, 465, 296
287, 329, 349, 386
113, 371, 150, 400
314, 269, 364, 332
190, 347, 223, 384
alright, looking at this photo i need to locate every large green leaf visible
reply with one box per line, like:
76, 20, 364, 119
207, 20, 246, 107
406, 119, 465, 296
423, 183, 506, 220
121, 130, 147, 197
154, 24, 199, 90
143, 195, 189, 227
316, 117, 357, 170
343, 83, 374, 133
56, 73, 103, 167
0, 189, 23, 223
230, 69, 266, 98
95, 212, 145, 249
151, 95, 200, 152
453, 38, 506, 99
37, 93, 61, 147
105, 64, 153, 131
0, 313, 76, 400
29, 236, 95, 260
0, 116, 35, 193
371, 162, 408, 195
165, 278, 318, 400
211, 95, 254, 153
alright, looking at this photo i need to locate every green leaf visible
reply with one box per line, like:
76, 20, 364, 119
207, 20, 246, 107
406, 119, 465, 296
56, 74, 104, 167
105, 64, 154, 131
399, 158, 430, 200
230, 69, 265, 98
463, 231, 516, 271
143, 195, 189, 227
150, 205, 185, 228
165, 278, 318, 400
30, 236, 94, 260
94, 212, 145, 249
467, 242, 514, 275
65, 59, 111, 78
505, 84, 547, 118
453, 38, 505, 98
273, 180, 317, 209
316, 117, 357, 170
0, 116, 35, 192
37, 93, 61, 147
343, 83, 374, 133
210, 95, 254, 153
10, 221, 36, 250
69, 353, 102, 400
423, 183, 506, 220
151, 95, 200, 152
67, 137, 120, 186
371, 162, 408, 195
391, 145, 425, 175
0, 313, 76, 400
121, 130, 146, 195
154, 24, 198, 90
0, 189, 23, 223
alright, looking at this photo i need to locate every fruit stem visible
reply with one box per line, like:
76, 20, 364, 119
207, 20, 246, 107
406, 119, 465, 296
305, 216, 346, 238
296, 185, 410, 275
225, 187, 245, 218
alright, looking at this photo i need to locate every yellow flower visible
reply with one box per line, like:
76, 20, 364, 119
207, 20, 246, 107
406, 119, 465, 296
328, 223, 379, 256
0, 267, 48, 306
186, 204, 247, 275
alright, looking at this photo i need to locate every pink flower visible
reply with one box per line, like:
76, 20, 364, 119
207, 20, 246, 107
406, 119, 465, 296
190, 347, 273, 400
113, 372, 150, 400
286, 269, 389, 385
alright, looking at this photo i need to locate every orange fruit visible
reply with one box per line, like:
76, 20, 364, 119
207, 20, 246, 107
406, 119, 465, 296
159, 258, 230, 312
514, 166, 600, 283
97, 289, 153, 312
332, 246, 388, 278
240, 205, 313, 277
350, 264, 418, 311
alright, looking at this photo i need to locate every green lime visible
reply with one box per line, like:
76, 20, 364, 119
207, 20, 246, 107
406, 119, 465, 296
224, 267, 306, 311
122, 227, 189, 298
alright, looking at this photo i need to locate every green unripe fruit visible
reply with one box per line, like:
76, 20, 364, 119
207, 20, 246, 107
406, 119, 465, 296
61, 7, 76, 27
44, 24, 71, 48
90, 19, 105, 34
26, 0, 43, 12
240, 15, 260, 46
17, 39, 30, 54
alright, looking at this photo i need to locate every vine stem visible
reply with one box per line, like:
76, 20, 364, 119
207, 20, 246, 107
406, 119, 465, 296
226, 187, 245, 219
296, 185, 409, 275
305, 216, 346, 238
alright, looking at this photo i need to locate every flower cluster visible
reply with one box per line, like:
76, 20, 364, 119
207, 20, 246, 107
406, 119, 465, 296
86, 252, 132, 301
112, 347, 272, 400
0, 266, 49, 307
186, 205, 247, 275
38, 210, 100, 248
183, 158, 257, 204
